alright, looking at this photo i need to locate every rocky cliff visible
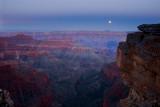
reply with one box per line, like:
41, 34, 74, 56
0, 34, 53, 106
117, 24, 160, 106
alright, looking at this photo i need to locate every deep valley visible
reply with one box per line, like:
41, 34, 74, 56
0, 31, 129, 107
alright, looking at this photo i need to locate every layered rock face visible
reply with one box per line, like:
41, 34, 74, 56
0, 34, 53, 106
0, 64, 52, 107
0, 32, 127, 106
0, 31, 127, 52
117, 24, 160, 106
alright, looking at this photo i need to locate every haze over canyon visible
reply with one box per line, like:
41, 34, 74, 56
0, 0, 160, 107
0, 31, 129, 106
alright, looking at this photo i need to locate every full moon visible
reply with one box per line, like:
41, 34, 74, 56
109, 20, 112, 24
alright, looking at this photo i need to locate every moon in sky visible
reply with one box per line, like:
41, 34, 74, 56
109, 20, 112, 24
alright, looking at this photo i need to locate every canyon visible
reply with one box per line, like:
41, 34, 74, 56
0, 31, 128, 106
1, 25, 159, 107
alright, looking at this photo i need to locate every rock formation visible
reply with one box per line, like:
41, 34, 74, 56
0, 31, 127, 52
0, 64, 52, 106
138, 24, 160, 35
117, 24, 160, 106
0, 31, 127, 106
0, 89, 14, 107
102, 62, 129, 107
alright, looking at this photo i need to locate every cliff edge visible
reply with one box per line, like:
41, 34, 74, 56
117, 24, 160, 107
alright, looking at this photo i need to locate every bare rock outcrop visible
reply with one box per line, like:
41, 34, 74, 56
138, 24, 160, 35
0, 89, 14, 107
117, 24, 160, 107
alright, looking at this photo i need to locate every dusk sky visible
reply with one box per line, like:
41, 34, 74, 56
0, 0, 160, 32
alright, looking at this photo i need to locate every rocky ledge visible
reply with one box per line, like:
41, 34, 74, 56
138, 24, 160, 35
117, 24, 160, 107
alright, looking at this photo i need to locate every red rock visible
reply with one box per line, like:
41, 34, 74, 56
103, 100, 110, 107
0, 38, 7, 51
103, 62, 120, 81
102, 62, 129, 107
0, 31, 128, 107
0, 64, 53, 106
2, 33, 37, 45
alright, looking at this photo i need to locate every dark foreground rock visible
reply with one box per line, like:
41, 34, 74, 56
138, 24, 160, 35
0, 89, 14, 107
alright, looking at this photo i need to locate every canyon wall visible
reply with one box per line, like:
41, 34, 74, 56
117, 24, 160, 106
0, 31, 127, 52
0, 32, 128, 106
0, 31, 126, 40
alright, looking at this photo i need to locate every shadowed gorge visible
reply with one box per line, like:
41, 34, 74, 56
0, 31, 129, 106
